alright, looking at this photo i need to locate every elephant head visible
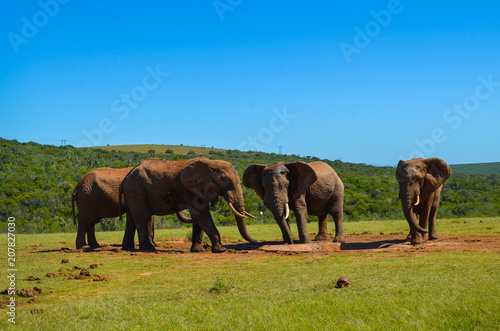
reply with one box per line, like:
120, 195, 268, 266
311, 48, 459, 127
243, 162, 317, 244
395, 157, 452, 234
180, 158, 257, 244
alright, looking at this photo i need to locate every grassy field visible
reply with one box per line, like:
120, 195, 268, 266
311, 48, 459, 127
1, 218, 499, 330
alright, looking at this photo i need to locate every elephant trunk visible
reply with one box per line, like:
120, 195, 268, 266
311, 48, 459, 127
267, 199, 293, 244
227, 190, 258, 244
400, 187, 428, 234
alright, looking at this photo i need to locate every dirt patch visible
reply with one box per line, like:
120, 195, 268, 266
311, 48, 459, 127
26, 233, 499, 261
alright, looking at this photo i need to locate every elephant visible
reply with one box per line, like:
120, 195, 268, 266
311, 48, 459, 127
72, 167, 133, 249
394, 157, 452, 244
243, 161, 345, 244
119, 157, 257, 253
72, 167, 190, 249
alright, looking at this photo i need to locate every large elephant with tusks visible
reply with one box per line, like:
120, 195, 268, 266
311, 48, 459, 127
243, 161, 345, 244
394, 157, 452, 244
120, 157, 257, 252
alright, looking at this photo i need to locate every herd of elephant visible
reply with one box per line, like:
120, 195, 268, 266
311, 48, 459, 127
71, 156, 452, 253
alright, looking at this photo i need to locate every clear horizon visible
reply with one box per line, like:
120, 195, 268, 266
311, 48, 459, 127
1, 1, 499, 166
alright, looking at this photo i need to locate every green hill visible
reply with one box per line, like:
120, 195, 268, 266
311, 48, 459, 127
451, 162, 500, 176
1, 138, 499, 233
93, 144, 226, 156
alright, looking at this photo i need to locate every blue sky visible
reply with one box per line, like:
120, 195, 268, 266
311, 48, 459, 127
1, 1, 499, 165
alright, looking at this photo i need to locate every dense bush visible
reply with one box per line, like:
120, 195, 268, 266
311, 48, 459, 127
0, 137, 498, 233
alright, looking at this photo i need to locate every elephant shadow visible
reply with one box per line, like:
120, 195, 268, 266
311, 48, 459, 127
340, 238, 408, 251
225, 238, 409, 252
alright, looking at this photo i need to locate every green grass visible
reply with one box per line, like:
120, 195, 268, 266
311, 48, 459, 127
1, 217, 499, 330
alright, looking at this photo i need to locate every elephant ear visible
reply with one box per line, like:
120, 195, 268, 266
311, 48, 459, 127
180, 159, 219, 204
395, 160, 404, 180
242, 165, 266, 199
285, 162, 318, 198
422, 158, 452, 195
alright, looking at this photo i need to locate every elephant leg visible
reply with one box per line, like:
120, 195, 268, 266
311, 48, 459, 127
294, 199, 311, 243
148, 216, 157, 246
410, 207, 425, 245
428, 189, 441, 240
122, 211, 137, 251
86, 222, 101, 248
416, 198, 433, 243
330, 197, 345, 243
190, 224, 206, 253
136, 214, 156, 252
192, 208, 226, 253
315, 214, 330, 241
75, 213, 89, 249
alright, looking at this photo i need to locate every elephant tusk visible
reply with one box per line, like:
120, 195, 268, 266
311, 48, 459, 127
229, 202, 246, 219
414, 196, 420, 206
285, 203, 290, 220
244, 211, 258, 219
390, 197, 400, 206
176, 210, 192, 224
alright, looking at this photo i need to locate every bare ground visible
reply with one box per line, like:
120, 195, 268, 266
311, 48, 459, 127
28, 233, 500, 261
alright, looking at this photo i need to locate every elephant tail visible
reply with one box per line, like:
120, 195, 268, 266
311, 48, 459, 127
119, 183, 124, 221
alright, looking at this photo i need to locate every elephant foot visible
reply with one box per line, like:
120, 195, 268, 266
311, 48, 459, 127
89, 243, 101, 249
190, 242, 206, 253
332, 235, 345, 243
411, 231, 430, 245
211, 245, 227, 254
410, 236, 427, 245
314, 233, 331, 241
299, 238, 312, 244
428, 234, 438, 240
75, 241, 88, 250
138, 243, 156, 252
77, 245, 95, 252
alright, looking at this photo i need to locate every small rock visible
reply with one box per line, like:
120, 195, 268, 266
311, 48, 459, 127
336, 277, 351, 288
61, 259, 69, 263
89, 264, 98, 269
